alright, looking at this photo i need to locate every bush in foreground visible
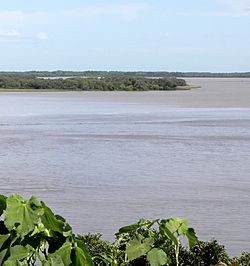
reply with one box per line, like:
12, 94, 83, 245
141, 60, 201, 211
0, 194, 249, 265
0, 194, 93, 265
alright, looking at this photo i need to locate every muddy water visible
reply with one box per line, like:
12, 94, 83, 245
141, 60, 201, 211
0, 78, 250, 256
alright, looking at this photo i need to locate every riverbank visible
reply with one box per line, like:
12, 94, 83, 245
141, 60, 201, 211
0, 88, 65, 92
175, 85, 200, 90
1, 78, 247, 109
0, 85, 198, 93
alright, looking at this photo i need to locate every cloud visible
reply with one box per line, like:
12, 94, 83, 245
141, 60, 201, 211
0, 3, 149, 28
178, 0, 250, 17
37, 32, 48, 41
0, 3, 148, 42
0, 11, 26, 36
219, 0, 250, 16
0, 3, 148, 25
0, 11, 25, 22
0, 10, 49, 27
0, 29, 22, 40
222, 0, 250, 10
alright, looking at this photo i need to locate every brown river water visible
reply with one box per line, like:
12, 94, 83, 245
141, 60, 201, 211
0, 78, 250, 256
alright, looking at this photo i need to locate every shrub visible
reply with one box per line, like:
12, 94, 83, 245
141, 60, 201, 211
0, 194, 93, 265
0, 194, 249, 266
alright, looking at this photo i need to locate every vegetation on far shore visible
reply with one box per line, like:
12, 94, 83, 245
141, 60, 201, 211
2, 69, 245, 92
0, 76, 187, 92
0, 194, 249, 266
1, 71, 250, 78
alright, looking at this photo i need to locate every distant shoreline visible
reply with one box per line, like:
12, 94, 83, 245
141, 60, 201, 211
0, 76, 187, 92
1, 71, 250, 78
0, 85, 200, 92
0, 88, 66, 92
0, 78, 250, 108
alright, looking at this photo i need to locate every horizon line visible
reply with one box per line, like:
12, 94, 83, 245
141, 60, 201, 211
0, 70, 250, 74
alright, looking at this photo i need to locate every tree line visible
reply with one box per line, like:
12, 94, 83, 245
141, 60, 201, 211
0, 76, 187, 91
0, 70, 250, 78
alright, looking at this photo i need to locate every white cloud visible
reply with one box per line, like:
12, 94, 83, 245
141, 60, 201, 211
219, 0, 250, 16
37, 32, 48, 41
0, 4, 148, 32
0, 29, 21, 40
179, 1, 250, 17
222, 0, 250, 10
0, 11, 25, 23
0, 10, 49, 27
0, 3, 147, 42
0, 3, 148, 25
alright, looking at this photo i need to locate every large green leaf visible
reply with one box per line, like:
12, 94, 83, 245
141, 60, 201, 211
74, 240, 94, 266
47, 240, 72, 266
186, 228, 198, 249
162, 218, 188, 235
9, 245, 31, 260
44, 256, 65, 266
160, 218, 198, 249
3, 259, 28, 266
147, 248, 170, 266
0, 195, 7, 216
0, 249, 8, 265
3, 245, 31, 266
126, 234, 154, 261
4, 195, 43, 238
41, 202, 71, 234
117, 219, 159, 235
176, 219, 189, 236
0, 234, 10, 250
117, 219, 146, 234
72, 246, 94, 266
159, 223, 178, 247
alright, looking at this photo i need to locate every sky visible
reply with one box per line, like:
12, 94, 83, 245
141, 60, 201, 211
0, 0, 250, 72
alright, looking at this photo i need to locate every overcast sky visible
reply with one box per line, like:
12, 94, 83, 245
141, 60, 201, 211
0, 0, 250, 71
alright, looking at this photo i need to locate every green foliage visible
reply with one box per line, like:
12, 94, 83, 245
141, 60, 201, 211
78, 233, 125, 266
0, 194, 249, 266
114, 218, 198, 266
4, 195, 43, 239
79, 229, 236, 266
158, 218, 198, 266
232, 252, 250, 266
185, 240, 230, 266
126, 235, 154, 261
0, 75, 186, 91
147, 248, 170, 266
0, 196, 7, 216
0, 194, 93, 266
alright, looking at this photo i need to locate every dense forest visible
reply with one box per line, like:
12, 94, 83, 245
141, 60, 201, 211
1, 70, 248, 91
0, 75, 187, 91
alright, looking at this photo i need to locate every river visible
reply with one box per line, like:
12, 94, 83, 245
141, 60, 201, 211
0, 78, 250, 256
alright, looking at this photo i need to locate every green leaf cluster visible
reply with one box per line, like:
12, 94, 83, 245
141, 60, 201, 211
115, 218, 198, 266
0, 194, 93, 266
1, 194, 248, 266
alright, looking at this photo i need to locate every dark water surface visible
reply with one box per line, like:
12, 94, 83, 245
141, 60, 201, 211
1, 78, 250, 256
